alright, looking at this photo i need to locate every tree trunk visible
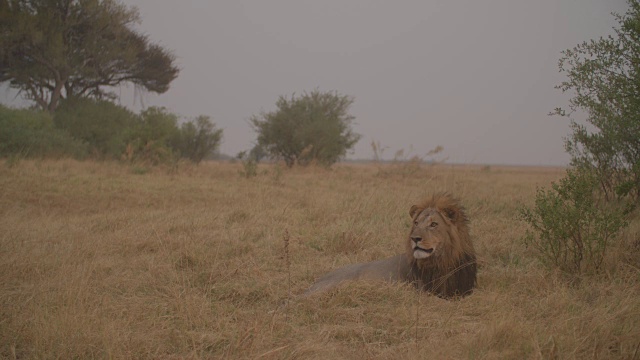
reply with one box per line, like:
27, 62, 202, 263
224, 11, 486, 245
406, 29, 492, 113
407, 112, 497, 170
47, 79, 66, 112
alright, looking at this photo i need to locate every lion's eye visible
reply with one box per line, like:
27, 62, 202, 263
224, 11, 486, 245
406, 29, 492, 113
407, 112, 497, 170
430, 222, 438, 227
413, 221, 418, 226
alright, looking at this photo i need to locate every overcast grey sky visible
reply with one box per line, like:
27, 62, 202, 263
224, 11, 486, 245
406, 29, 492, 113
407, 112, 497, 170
2, 1, 630, 165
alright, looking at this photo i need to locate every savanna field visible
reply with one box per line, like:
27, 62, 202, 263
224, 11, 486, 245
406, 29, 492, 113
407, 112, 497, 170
1, 159, 639, 359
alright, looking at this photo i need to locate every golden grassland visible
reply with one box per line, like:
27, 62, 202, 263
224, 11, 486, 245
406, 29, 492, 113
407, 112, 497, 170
1, 159, 638, 359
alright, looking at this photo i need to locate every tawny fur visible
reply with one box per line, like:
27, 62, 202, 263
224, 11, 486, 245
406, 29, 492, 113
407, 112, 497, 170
304, 193, 477, 299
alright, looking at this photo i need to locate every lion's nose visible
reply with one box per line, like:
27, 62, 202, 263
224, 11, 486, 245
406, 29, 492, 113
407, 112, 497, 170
411, 236, 422, 243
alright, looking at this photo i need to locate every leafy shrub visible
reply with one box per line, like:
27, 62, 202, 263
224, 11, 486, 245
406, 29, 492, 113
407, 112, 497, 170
519, 168, 628, 274
171, 115, 223, 164
250, 90, 360, 167
124, 107, 180, 164
554, 1, 640, 201
54, 98, 138, 158
5, 98, 223, 166
0, 105, 87, 158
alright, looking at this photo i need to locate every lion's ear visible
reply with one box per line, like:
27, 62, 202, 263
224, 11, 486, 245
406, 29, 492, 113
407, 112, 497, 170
442, 207, 458, 222
409, 205, 421, 218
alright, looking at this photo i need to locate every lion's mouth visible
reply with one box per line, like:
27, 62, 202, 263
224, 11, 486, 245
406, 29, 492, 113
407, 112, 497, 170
414, 247, 434, 254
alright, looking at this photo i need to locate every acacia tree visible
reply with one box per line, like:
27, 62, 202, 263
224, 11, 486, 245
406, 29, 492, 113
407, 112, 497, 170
0, 0, 179, 112
250, 90, 361, 167
553, 0, 640, 200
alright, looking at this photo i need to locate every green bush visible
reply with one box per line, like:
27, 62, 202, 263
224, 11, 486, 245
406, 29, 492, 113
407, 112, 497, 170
54, 98, 138, 158
0, 105, 88, 158
171, 115, 223, 164
519, 168, 628, 274
554, 0, 640, 201
123, 107, 180, 164
4, 99, 223, 166
250, 90, 360, 167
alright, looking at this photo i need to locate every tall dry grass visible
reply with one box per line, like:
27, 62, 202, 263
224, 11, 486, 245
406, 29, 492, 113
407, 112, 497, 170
0, 159, 638, 359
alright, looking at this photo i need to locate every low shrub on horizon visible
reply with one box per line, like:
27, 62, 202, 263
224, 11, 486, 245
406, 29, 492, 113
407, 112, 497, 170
0, 105, 88, 159
1, 100, 223, 166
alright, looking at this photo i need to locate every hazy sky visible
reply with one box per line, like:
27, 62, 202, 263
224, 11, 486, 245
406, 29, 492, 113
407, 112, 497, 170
2, 1, 630, 165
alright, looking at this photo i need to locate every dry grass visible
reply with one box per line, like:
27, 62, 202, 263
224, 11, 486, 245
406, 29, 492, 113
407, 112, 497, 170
0, 159, 638, 359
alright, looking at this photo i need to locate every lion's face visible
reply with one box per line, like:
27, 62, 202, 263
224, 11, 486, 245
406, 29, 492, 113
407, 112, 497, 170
408, 208, 450, 260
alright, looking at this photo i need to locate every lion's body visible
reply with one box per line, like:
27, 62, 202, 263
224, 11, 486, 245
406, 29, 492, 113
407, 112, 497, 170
303, 193, 477, 299
304, 254, 410, 295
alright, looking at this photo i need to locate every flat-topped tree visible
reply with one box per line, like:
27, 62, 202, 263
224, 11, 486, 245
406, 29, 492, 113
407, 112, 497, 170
0, 0, 179, 112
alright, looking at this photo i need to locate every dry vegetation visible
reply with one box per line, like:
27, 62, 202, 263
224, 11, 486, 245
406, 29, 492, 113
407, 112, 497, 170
1, 159, 638, 359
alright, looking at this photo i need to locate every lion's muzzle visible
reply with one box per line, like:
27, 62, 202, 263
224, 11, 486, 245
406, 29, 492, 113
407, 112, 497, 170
412, 236, 435, 259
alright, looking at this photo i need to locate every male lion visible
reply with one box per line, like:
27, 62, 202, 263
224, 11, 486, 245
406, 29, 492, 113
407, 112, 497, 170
304, 193, 477, 299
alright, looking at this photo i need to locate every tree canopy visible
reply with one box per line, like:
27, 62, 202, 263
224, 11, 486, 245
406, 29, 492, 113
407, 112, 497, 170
0, 0, 179, 112
250, 90, 361, 167
554, 0, 640, 200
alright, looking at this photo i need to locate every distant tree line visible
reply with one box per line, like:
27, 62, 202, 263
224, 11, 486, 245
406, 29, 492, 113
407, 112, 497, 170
0, 99, 223, 164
